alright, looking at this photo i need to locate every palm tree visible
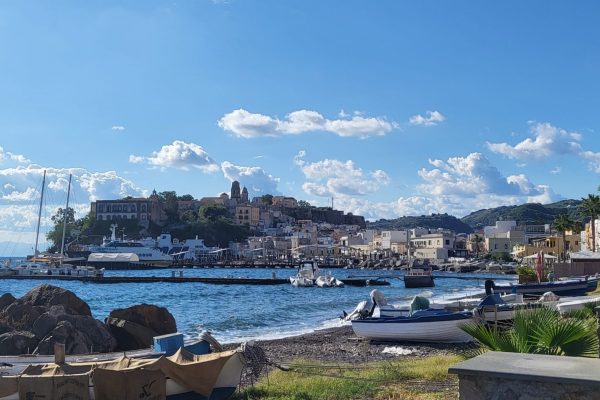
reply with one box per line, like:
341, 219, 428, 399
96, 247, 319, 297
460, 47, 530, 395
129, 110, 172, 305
461, 307, 598, 357
580, 194, 600, 251
553, 214, 574, 262
470, 234, 483, 258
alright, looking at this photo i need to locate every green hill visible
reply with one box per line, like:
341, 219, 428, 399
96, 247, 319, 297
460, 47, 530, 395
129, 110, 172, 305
460, 199, 584, 229
367, 213, 474, 234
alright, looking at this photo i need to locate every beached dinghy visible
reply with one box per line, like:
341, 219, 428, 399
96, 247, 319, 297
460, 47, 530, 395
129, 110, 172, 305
0, 333, 250, 400
492, 278, 589, 297
351, 309, 473, 343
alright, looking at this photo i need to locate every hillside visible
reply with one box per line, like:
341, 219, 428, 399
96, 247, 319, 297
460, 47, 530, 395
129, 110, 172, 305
461, 199, 584, 229
367, 213, 474, 234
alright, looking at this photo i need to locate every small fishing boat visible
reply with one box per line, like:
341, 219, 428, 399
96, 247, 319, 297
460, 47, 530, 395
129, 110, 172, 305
315, 275, 344, 287
554, 295, 600, 314
493, 279, 589, 297
0, 332, 249, 400
351, 309, 473, 343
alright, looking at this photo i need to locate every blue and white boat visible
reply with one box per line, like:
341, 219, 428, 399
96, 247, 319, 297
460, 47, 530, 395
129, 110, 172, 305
351, 309, 473, 343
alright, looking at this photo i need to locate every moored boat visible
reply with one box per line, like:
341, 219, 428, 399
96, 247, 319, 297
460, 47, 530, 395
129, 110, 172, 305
493, 279, 589, 297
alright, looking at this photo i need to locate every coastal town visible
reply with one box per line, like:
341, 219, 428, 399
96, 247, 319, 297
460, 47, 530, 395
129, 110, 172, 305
1, 1, 599, 399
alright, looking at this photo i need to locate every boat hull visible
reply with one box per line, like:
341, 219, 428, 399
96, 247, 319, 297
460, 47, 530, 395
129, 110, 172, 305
494, 280, 588, 297
352, 313, 473, 343
403, 275, 435, 288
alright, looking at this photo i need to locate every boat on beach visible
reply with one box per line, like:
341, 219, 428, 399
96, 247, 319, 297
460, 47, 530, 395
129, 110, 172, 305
351, 309, 473, 343
492, 278, 589, 297
0, 333, 249, 400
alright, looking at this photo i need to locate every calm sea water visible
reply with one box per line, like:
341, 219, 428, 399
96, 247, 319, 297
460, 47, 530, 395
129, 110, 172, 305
0, 259, 512, 343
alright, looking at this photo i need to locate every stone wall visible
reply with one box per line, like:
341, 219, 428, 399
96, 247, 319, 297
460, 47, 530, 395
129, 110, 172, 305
458, 375, 598, 400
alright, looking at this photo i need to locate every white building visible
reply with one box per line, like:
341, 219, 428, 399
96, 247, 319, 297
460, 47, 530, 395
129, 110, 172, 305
483, 221, 517, 238
410, 232, 455, 263
381, 230, 408, 250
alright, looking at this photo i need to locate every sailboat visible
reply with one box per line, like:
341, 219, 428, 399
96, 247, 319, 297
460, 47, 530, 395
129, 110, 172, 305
5, 172, 102, 277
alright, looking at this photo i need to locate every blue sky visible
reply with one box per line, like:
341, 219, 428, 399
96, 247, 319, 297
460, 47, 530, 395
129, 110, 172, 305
0, 1, 599, 254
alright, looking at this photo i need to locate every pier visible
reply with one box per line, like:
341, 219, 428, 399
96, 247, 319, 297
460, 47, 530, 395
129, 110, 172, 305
0, 274, 390, 286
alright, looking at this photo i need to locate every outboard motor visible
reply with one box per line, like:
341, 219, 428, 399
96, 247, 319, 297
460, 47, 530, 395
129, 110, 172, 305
342, 300, 374, 321
484, 279, 496, 295
370, 289, 387, 307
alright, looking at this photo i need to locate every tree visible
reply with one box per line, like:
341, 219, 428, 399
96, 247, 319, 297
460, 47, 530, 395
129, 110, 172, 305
298, 200, 311, 208
46, 207, 76, 253
580, 194, 600, 251
553, 214, 574, 262
470, 234, 483, 257
177, 194, 194, 201
461, 307, 598, 358
261, 194, 273, 205
199, 205, 229, 223
159, 191, 179, 223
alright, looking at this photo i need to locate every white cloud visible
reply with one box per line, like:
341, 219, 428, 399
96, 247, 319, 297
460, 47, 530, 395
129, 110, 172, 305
218, 108, 397, 138
0, 146, 31, 164
129, 140, 219, 172
409, 111, 446, 127
111, 125, 126, 132
1, 187, 37, 201
221, 161, 280, 196
581, 151, 600, 174
296, 152, 390, 198
417, 152, 555, 200
487, 122, 582, 160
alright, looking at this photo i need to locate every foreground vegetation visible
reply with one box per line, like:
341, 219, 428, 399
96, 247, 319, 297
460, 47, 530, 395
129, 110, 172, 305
235, 355, 463, 400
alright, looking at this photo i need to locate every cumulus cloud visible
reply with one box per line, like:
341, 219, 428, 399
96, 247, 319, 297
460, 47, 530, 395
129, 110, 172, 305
487, 122, 582, 160
417, 152, 555, 201
221, 161, 280, 196
218, 108, 397, 138
129, 140, 219, 172
409, 111, 446, 127
111, 125, 126, 132
0, 146, 30, 164
296, 152, 390, 198
581, 151, 600, 174
1, 187, 38, 201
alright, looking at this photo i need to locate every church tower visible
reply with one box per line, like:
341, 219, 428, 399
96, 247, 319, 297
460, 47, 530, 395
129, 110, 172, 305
241, 186, 249, 203
231, 181, 241, 201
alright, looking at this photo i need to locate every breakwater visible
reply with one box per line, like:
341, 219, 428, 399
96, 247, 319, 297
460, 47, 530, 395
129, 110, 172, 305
0, 274, 390, 286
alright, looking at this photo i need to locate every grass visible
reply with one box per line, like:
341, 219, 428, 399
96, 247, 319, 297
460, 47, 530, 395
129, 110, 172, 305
234, 355, 463, 400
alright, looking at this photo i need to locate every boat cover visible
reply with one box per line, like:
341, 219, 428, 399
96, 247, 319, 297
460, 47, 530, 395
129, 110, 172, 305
409, 296, 430, 316
2, 348, 239, 399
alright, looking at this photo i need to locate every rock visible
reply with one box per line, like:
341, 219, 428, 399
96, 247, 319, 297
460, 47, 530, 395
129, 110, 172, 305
19, 284, 91, 316
107, 304, 176, 350
34, 321, 90, 355
32, 305, 117, 353
106, 317, 157, 350
108, 304, 176, 336
0, 302, 46, 331
0, 293, 16, 310
0, 331, 38, 355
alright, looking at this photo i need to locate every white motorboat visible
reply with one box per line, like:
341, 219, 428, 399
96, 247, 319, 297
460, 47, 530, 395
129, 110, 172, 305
553, 295, 600, 314
351, 309, 473, 343
289, 260, 320, 287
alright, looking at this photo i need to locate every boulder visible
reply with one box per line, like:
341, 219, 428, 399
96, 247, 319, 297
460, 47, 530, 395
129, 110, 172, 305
0, 293, 15, 310
34, 321, 90, 355
0, 331, 38, 355
0, 302, 46, 331
32, 305, 117, 353
19, 284, 91, 316
107, 304, 176, 350
108, 304, 176, 336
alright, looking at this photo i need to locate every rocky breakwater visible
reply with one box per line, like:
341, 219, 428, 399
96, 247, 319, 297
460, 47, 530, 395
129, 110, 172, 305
0, 284, 177, 355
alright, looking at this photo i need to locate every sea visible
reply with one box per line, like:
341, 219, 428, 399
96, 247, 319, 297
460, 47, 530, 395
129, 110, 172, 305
0, 258, 513, 344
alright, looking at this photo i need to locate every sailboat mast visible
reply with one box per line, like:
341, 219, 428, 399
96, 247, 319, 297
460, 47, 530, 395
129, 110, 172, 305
59, 174, 73, 262
34, 170, 47, 256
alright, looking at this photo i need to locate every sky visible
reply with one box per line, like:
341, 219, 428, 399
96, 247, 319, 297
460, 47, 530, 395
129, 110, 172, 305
0, 0, 599, 255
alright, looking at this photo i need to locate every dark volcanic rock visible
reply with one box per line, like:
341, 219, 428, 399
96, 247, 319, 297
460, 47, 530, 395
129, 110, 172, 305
107, 304, 176, 350
34, 320, 90, 355
0, 302, 46, 331
0, 331, 38, 355
108, 304, 176, 336
19, 284, 91, 316
0, 293, 16, 310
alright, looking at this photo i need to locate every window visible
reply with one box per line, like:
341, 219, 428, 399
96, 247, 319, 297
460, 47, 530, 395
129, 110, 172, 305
98, 215, 103, 221
106, 205, 111, 212
141, 205, 147, 212
445, 240, 450, 245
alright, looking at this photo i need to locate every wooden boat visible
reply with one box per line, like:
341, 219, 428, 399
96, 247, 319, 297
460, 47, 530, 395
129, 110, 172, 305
351, 310, 473, 343
493, 279, 589, 297
0, 334, 247, 400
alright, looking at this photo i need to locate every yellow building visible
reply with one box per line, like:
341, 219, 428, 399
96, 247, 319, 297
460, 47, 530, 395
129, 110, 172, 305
512, 234, 581, 258
235, 205, 260, 226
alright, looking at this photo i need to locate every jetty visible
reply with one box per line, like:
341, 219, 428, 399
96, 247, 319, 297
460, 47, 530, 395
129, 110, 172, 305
0, 274, 390, 286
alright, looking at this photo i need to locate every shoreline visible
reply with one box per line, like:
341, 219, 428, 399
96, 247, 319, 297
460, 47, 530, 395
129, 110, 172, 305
247, 325, 467, 364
